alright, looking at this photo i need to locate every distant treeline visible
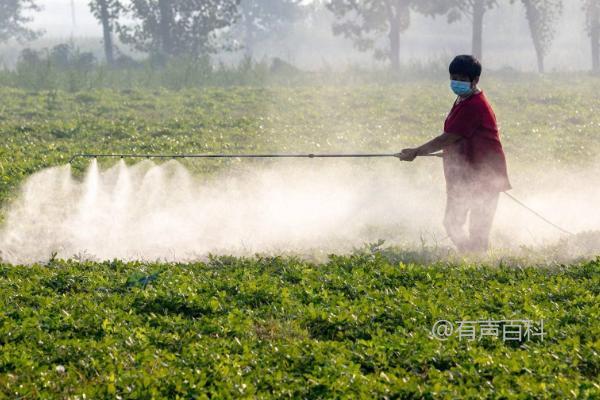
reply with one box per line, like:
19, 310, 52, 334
0, 43, 577, 92
0, 43, 462, 90
1, 0, 599, 74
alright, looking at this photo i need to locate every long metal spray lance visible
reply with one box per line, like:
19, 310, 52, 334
68, 152, 443, 163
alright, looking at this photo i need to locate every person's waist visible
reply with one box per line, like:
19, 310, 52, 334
443, 139, 504, 153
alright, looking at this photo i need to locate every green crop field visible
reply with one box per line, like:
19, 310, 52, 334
0, 76, 599, 398
1, 75, 599, 205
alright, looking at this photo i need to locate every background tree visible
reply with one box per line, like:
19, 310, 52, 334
447, 0, 498, 61
235, 0, 304, 59
0, 0, 42, 43
88, 0, 121, 65
116, 0, 240, 59
515, 0, 562, 73
583, 0, 600, 73
326, 0, 453, 71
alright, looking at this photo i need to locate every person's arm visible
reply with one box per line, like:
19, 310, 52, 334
398, 132, 462, 161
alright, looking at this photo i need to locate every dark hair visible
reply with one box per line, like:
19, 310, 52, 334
449, 55, 482, 81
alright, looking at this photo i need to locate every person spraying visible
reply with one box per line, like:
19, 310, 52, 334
399, 55, 511, 253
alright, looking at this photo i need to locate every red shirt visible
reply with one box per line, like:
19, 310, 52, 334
443, 91, 511, 193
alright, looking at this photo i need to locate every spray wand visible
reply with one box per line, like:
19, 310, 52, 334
68, 152, 442, 164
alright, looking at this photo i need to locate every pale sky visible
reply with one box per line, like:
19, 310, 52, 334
30, 0, 102, 37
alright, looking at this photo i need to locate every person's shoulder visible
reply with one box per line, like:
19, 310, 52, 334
474, 90, 493, 104
470, 90, 485, 102
469, 91, 493, 110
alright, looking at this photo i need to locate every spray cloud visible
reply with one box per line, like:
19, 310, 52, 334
0, 158, 599, 264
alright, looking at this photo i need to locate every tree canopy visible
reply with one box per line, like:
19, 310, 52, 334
115, 0, 240, 58
326, 0, 453, 70
235, 0, 304, 58
0, 0, 42, 43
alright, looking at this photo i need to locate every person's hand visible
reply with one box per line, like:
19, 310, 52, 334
398, 148, 419, 162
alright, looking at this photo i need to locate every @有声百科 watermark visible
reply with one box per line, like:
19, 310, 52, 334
431, 319, 545, 342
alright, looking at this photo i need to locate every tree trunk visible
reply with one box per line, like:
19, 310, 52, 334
98, 0, 114, 65
245, 9, 254, 59
472, 0, 485, 60
521, 0, 545, 73
592, 2, 600, 74
389, 14, 400, 71
535, 48, 545, 73
158, 0, 173, 56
